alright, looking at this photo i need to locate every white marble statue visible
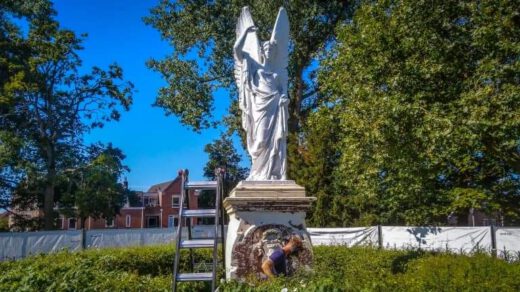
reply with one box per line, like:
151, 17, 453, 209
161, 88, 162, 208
234, 6, 290, 181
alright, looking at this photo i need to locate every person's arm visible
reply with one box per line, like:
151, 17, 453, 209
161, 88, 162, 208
261, 259, 276, 279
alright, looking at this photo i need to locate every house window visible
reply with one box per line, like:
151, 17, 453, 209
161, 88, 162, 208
126, 215, 131, 228
106, 218, 114, 228
68, 218, 76, 230
172, 196, 180, 207
144, 196, 159, 207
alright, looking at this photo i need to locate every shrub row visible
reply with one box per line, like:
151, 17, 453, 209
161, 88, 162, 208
1, 245, 519, 291
223, 247, 520, 291
0, 245, 209, 291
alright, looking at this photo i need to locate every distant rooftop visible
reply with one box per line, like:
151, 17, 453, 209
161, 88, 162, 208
146, 176, 180, 193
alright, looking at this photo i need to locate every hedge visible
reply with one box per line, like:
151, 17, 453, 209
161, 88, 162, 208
1, 245, 519, 291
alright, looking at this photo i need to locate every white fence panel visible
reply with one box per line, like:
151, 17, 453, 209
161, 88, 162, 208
495, 227, 520, 259
142, 228, 176, 246
85, 226, 224, 249
25, 230, 82, 254
382, 226, 492, 252
191, 225, 226, 239
86, 228, 175, 248
0, 230, 81, 260
0, 232, 25, 260
308, 227, 378, 246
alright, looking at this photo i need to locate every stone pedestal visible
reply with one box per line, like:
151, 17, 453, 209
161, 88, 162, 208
223, 180, 316, 280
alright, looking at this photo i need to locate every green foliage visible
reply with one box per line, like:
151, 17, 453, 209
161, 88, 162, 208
57, 143, 130, 227
203, 134, 247, 191
0, 245, 210, 292
144, 1, 352, 131
314, 0, 520, 225
0, 1, 134, 229
1, 245, 519, 291
222, 246, 520, 291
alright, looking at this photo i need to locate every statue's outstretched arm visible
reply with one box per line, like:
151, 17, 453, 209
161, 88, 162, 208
234, 26, 256, 62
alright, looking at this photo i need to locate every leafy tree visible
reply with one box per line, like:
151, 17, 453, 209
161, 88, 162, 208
203, 134, 248, 190
58, 144, 129, 229
144, 1, 353, 180
319, 0, 520, 225
1, 1, 134, 229
295, 107, 354, 227
0, 0, 54, 216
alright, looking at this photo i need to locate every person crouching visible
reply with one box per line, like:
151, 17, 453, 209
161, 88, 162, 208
261, 235, 303, 278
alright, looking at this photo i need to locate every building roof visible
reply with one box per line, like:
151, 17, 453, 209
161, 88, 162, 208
147, 176, 180, 193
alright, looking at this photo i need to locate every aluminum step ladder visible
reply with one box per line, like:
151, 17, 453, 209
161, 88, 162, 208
172, 168, 226, 292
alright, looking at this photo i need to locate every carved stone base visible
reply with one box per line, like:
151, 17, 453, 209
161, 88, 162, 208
223, 180, 316, 280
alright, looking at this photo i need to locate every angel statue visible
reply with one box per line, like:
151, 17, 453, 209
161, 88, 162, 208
234, 6, 290, 181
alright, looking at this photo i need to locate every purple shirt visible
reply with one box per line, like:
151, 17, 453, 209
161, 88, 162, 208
268, 249, 287, 276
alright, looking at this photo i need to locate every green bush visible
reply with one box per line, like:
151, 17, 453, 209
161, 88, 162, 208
221, 246, 520, 291
1, 245, 519, 291
0, 245, 211, 292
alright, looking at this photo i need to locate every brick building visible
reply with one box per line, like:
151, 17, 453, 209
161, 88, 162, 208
56, 175, 199, 230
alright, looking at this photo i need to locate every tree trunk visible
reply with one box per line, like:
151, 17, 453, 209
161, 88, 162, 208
43, 175, 55, 230
289, 70, 304, 134
43, 144, 56, 230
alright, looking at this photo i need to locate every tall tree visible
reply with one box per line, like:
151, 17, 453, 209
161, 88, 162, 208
58, 144, 129, 229
319, 0, 520, 225
1, 1, 134, 229
144, 1, 353, 179
0, 0, 54, 216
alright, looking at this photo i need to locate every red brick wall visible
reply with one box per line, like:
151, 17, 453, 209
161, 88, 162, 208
117, 209, 144, 228
159, 178, 198, 228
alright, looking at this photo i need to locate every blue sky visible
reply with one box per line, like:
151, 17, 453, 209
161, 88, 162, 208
52, 0, 247, 190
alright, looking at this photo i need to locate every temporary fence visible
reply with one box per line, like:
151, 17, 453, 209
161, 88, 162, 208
1, 226, 519, 261
308, 226, 520, 260
0, 230, 82, 260
0, 226, 225, 261
494, 228, 520, 260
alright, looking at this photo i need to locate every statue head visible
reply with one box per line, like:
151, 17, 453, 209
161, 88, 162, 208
262, 40, 277, 62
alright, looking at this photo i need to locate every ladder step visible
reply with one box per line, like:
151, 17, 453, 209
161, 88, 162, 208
182, 209, 216, 217
176, 272, 213, 282
180, 239, 215, 248
185, 181, 218, 190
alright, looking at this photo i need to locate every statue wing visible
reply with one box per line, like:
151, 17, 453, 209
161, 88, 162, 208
234, 6, 261, 86
270, 7, 289, 95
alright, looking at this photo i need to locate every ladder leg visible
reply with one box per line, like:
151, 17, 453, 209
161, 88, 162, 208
186, 189, 194, 271
172, 169, 188, 292
220, 182, 226, 272
212, 168, 224, 291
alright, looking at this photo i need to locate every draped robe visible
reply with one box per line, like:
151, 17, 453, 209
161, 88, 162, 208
238, 54, 288, 180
